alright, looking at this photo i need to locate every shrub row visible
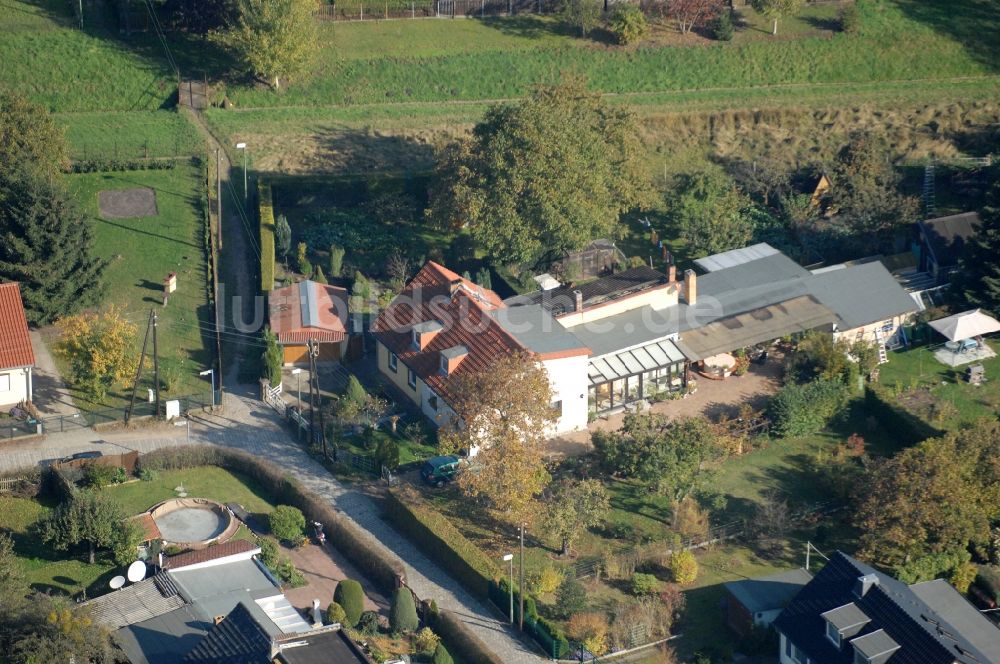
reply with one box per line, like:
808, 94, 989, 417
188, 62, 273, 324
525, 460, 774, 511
487, 580, 568, 658
137, 445, 404, 592
66, 158, 178, 174
768, 379, 850, 437
259, 179, 276, 292
863, 384, 941, 446
428, 609, 504, 664
385, 486, 499, 599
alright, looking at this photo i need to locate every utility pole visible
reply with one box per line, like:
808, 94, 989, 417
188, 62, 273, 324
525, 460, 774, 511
152, 311, 160, 418
126, 311, 153, 423
519, 524, 525, 630
307, 340, 316, 447
216, 148, 223, 250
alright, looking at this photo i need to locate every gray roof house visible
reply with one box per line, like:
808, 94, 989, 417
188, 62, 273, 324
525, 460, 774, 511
917, 212, 979, 281
724, 568, 813, 637
773, 552, 1000, 664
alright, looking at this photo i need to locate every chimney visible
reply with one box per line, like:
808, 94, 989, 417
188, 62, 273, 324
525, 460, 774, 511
214, 615, 225, 625
311, 599, 323, 628
668, 264, 676, 283
854, 574, 879, 598
573, 290, 583, 312
682, 269, 697, 304
449, 278, 462, 296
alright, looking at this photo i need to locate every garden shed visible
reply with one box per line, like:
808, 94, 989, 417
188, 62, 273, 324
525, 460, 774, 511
724, 568, 812, 637
268, 280, 350, 365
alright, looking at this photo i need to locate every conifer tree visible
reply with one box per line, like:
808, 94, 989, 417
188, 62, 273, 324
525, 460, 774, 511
953, 176, 1000, 315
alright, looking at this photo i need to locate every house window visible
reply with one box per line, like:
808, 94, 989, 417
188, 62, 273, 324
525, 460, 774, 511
0, 373, 9, 392
785, 635, 792, 659
791, 643, 807, 664
428, 396, 438, 411
388, 352, 398, 373
549, 400, 562, 417
407, 368, 417, 390
439, 355, 448, 375
411, 329, 419, 349
826, 622, 841, 648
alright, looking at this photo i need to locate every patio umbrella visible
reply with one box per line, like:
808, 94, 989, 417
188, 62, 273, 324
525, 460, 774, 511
928, 309, 1000, 342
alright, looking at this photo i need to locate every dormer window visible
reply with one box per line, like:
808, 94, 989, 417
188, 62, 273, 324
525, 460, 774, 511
439, 345, 468, 376
411, 320, 443, 351
821, 603, 870, 649
850, 629, 900, 664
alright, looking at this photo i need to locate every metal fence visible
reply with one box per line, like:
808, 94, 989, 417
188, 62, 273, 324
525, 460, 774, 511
316, 0, 554, 20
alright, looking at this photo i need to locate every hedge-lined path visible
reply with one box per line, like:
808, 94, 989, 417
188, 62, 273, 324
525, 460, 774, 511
0, 390, 544, 663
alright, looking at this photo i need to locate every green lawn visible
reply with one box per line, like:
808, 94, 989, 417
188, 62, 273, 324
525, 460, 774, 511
876, 340, 1000, 430
61, 160, 212, 407
107, 467, 277, 516
58, 110, 205, 161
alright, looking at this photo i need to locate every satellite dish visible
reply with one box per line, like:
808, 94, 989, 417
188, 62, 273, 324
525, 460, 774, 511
109, 576, 126, 590
126, 560, 147, 583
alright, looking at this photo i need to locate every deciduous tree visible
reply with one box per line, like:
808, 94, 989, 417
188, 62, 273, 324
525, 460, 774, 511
38, 491, 143, 565
429, 79, 654, 265
1, 596, 122, 664
0, 533, 24, 606
558, 0, 603, 37
0, 173, 106, 325
751, 0, 804, 35
56, 306, 138, 401
546, 479, 611, 556
668, 0, 724, 35
222, 0, 318, 89
668, 170, 755, 257
0, 89, 68, 181
607, 4, 648, 44
441, 352, 553, 525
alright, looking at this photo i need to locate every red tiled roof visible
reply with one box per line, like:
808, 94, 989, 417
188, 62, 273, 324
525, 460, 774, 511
373, 262, 523, 401
268, 280, 348, 344
163, 539, 259, 570
0, 283, 35, 370
131, 513, 162, 542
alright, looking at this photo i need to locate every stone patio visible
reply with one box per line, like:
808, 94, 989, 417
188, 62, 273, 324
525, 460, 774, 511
932, 343, 997, 367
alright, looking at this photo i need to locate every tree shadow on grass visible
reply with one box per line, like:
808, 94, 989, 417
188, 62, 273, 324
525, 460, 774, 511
477, 14, 579, 40
891, 0, 1000, 74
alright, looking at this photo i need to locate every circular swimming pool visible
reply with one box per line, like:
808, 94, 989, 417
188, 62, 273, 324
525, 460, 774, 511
148, 498, 237, 549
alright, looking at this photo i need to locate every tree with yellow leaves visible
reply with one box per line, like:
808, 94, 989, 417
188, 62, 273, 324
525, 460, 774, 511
440, 351, 553, 526
56, 306, 138, 400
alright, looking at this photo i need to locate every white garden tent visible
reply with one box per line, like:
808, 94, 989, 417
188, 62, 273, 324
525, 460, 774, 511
928, 309, 1000, 341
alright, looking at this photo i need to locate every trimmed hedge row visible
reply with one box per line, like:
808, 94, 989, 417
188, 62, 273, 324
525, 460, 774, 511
138, 445, 404, 592
259, 179, 276, 292
385, 486, 500, 600
864, 384, 942, 446
429, 609, 504, 664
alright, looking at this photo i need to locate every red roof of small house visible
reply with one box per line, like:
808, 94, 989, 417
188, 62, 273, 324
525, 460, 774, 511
163, 539, 259, 570
268, 280, 348, 344
131, 513, 162, 542
0, 283, 35, 370
372, 262, 522, 401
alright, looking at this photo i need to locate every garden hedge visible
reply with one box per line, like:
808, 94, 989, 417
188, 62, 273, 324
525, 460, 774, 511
385, 486, 499, 599
863, 384, 942, 446
428, 609, 504, 664
137, 446, 404, 592
258, 179, 276, 292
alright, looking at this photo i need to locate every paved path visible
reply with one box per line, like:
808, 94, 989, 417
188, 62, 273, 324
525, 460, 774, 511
28, 329, 80, 418
0, 391, 543, 663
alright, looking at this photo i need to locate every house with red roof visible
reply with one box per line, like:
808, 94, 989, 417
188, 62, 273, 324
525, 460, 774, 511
268, 280, 349, 366
372, 262, 592, 435
0, 283, 35, 409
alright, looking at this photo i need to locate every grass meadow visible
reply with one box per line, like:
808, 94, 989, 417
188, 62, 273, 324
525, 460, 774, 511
58, 160, 213, 406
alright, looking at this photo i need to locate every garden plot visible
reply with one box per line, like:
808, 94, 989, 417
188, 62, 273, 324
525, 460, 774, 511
97, 187, 158, 219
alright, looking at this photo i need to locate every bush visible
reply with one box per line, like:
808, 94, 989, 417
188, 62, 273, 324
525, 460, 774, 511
975, 565, 1000, 603
269, 505, 306, 543
375, 437, 400, 471
385, 486, 500, 600
566, 612, 610, 656
390, 587, 419, 633
334, 579, 365, 627
555, 576, 586, 618
136, 446, 406, 593
669, 550, 699, 584
83, 463, 117, 489
313, 266, 328, 284
329, 244, 345, 278
432, 643, 454, 664
414, 627, 440, 655
607, 4, 648, 45
137, 467, 157, 482
839, 4, 860, 33
358, 610, 380, 635
632, 572, 661, 595
259, 181, 276, 291
768, 380, 850, 437
711, 9, 734, 41
325, 601, 347, 625
531, 565, 564, 595
428, 609, 504, 664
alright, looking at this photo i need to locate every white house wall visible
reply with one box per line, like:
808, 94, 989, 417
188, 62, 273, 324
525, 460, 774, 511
542, 354, 589, 434
0, 366, 31, 408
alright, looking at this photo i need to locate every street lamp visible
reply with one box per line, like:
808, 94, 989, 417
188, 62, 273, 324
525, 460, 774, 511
235, 142, 247, 200
199, 368, 215, 406
291, 368, 302, 409
502, 554, 514, 623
